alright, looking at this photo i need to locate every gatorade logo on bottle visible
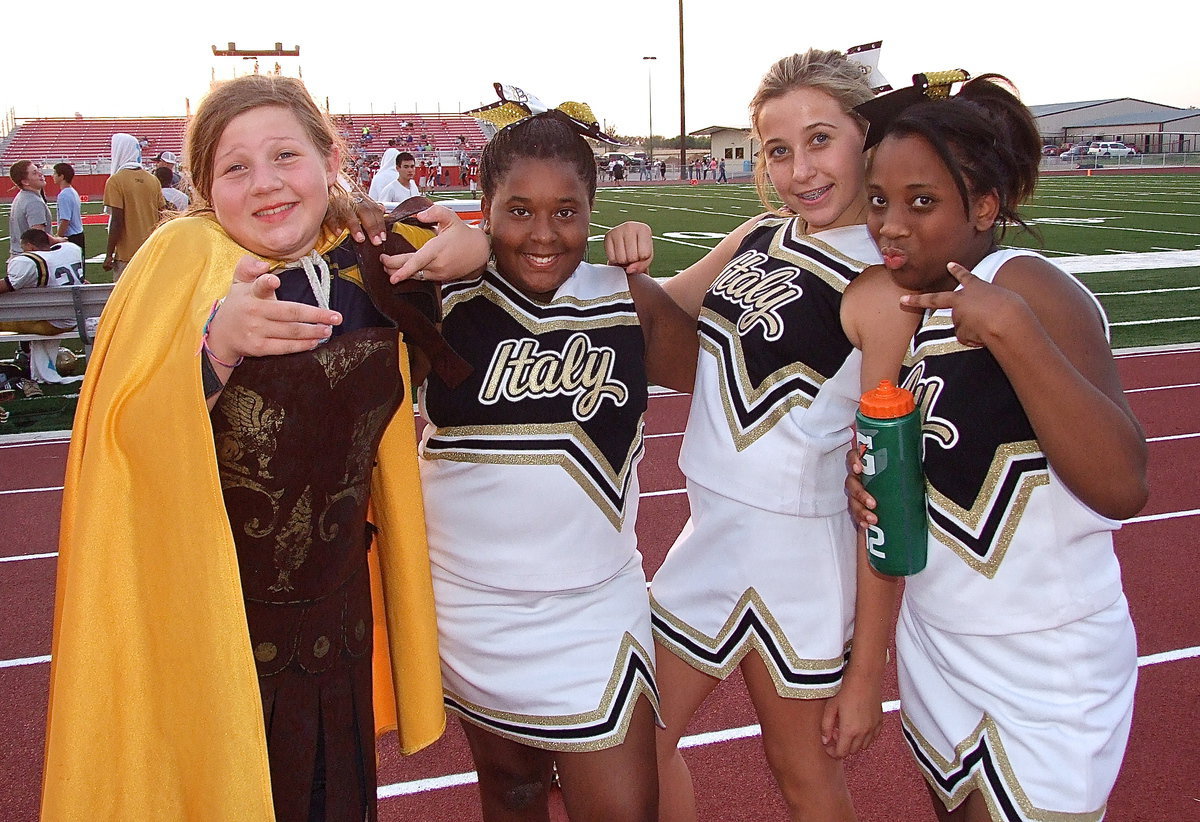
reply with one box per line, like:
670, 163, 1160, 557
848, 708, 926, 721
855, 380, 928, 576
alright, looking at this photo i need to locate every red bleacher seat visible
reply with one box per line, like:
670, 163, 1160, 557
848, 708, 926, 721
0, 117, 187, 169
1, 112, 490, 171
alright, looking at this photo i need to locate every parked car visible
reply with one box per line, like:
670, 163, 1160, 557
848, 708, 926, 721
1087, 142, 1135, 157
1059, 145, 1090, 161
597, 152, 643, 169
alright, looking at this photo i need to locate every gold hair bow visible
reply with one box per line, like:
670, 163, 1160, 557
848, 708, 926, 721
465, 83, 623, 144
855, 69, 971, 150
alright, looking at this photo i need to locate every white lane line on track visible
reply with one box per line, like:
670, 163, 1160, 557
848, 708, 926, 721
1127, 381, 1200, 393
1126, 508, 1200, 524
0, 552, 56, 563
4, 502, 1197, 566
0, 655, 50, 669
0, 485, 63, 496
1147, 432, 1200, 442
3, 430, 1197, 500
374, 645, 1200, 799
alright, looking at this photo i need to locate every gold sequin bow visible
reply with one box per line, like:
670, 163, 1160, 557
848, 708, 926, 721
855, 69, 971, 150
465, 83, 623, 144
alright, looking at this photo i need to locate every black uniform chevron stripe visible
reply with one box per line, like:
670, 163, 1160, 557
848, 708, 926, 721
652, 608, 846, 687
423, 431, 644, 513
902, 724, 1025, 822
443, 652, 658, 742
444, 270, 636, 322
927, 454, 1049, 559
777, 232, 860, 283
698, 316, 822, 429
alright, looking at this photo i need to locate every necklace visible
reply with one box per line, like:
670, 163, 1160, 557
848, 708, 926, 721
299, 250, 331, 311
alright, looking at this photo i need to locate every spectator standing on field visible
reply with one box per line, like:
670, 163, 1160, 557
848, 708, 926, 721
53, 163, 86, 254
466, 157, 479, 196
368, 147, 401, 201
717, 158, 727, 183
154, 167, 190, 211
379, 152, 421, 204
103, 133, 165, 278
8, 161, 57, 258
153, 151, 183, 187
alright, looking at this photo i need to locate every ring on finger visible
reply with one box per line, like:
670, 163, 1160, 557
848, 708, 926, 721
415, 270, 426, 281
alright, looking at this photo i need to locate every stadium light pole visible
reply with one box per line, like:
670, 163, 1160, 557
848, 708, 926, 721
643, 57, 657, 166
678, 0, 686, 178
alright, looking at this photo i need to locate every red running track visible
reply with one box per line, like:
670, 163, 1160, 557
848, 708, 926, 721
1, 347, 1198, 821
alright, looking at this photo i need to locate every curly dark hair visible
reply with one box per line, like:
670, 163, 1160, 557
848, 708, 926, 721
878, 75, 1042, 237
478, 111, 597, 202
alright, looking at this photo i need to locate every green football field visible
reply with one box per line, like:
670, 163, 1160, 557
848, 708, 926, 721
573, 173, 1200, 350
2, 170, 1198, 360
1, 173, 1197, 432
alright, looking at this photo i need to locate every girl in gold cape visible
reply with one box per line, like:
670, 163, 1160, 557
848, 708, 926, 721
42, 76, 451, 821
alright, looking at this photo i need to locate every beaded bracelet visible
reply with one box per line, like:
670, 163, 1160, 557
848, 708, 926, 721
199, 298, 245, 369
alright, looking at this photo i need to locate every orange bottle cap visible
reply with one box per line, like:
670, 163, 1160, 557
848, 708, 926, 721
859, 380, 915, 419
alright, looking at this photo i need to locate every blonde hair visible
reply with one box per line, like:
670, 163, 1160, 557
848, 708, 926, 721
182, 74, 354, 228
749, 49, 874, 213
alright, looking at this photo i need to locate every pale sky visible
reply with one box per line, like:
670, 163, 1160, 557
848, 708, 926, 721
7, 1, 1197, 139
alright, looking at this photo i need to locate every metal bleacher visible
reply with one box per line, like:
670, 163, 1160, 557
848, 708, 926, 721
0, 117, 187, 172
1, 112, 491, 171
331, 113, 490, 158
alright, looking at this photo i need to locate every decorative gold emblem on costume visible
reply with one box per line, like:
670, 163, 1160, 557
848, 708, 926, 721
216, 384, 285, 478
270, 486, 314, 592
314, 338, 390, 388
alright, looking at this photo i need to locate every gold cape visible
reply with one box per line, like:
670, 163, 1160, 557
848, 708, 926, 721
41, 216, 445, 821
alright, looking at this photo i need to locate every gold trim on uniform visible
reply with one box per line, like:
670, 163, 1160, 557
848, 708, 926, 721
444, 632, 660, 752
699, 312, 824, 451
770, 221, 871, 291
926, 441, 1049, 579
651, 588, 846, 698
902, 711, 1106, 822
905, 313, 971, 364
425, 418, 645, 530
443, 275, 641, 335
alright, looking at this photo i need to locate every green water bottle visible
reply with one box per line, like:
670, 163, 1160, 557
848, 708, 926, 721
855, 380, 927, 576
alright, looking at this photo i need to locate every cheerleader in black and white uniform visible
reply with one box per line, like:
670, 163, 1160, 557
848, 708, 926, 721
605, 50, 918, 822
417, 97, 697, 822
846, 74, 1148, 821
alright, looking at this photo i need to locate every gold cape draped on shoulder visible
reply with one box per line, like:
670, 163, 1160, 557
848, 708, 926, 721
41, 216, 445, 821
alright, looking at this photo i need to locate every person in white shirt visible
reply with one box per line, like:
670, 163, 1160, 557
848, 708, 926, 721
368, 147, 401, 201
154, 167, 190, 211
379, 152, 421, 204
1, 228, 84, 333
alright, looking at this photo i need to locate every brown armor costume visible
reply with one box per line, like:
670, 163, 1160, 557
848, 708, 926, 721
208, 214, 468, 821
212, 326, 403, 822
